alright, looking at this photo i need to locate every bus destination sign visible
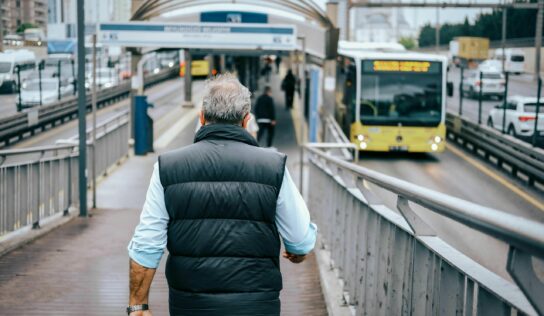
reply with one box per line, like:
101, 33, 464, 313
363, 60, 440, 73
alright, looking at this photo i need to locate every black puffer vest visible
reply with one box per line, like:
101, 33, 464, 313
158, 124, 287, 316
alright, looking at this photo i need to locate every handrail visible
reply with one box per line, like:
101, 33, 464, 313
0, 144, 76, 157
305, 144, 544, 259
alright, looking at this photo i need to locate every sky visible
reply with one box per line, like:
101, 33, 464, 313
312, 0, 493, 33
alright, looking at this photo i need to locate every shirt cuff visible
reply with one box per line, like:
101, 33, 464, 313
128, 248, 164, 269
283, 222, 317, 255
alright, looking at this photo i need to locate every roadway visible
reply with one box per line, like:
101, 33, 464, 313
446, 67, 539, 125
357, 143, 544, 281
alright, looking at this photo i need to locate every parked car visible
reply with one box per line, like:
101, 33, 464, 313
19, 78, 74, 108
462, 69, 505, 99
3, 34, 24, 46
494, 48, 525, 74
487, 95, 544, 137
85, 67, 119, 89
0, 49, 37, 93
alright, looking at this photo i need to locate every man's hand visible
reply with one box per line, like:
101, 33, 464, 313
130, 311, 152, 316
282, 251, 306, 264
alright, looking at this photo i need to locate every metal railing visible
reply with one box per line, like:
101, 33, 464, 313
446, 111, 544, 189
322, 113, 357, 162
0, 111, 129, 238
0, 67, 177, 148
305, 143, 544, 315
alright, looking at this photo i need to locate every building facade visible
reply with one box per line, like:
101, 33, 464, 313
1, 0, 48, 35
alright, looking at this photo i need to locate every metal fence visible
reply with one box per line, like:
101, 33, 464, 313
0, 111, 129, 238
305, 143, 544, 316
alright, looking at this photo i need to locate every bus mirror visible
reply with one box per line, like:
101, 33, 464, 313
447, 82, 454, 97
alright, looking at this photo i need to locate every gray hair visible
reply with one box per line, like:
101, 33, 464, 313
202, 73, 251, 124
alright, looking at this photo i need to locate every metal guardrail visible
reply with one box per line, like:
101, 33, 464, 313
446, 111, 544, 189
322, 113, 357, 162
0, 110, 129, 238
0, 68, 177, 148
305, 143, 544, 315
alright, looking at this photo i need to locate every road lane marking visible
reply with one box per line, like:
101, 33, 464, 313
154, 107, 199, 149
446, 143, 544, 212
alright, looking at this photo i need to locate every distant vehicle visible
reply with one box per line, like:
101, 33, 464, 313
180, 54, 210, 78
24, 28, 46, 44
487, 96, 544, 137
85, 68, 119, 89
449, 37, 489, 68
336, 42, 448, 153
494, 48, 525, 74
3, 34, 23, 46
479, 59, 502, 72
0, 50, 37, 93
19, 78, 74, 108
462, 70, 505, 99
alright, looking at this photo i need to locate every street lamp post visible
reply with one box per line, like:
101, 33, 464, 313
76, 0, 87, 217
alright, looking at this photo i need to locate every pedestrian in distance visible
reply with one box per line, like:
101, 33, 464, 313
127, 74, 317, 316
254, 86, 277, 147
281, 69, 296, 110
275, 56, 282, 74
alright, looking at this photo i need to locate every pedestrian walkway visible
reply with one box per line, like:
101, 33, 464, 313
0, 71, 327, 315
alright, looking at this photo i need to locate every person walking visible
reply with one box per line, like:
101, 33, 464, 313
127, 74, 316, 316
281, 69, 296, 110
254, 86, 276, 147
275, 56, 282, 74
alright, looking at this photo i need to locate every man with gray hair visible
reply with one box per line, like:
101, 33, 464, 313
126, 74, 317, 316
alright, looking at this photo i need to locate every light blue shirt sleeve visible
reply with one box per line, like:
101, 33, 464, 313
127, 162, 169, 269
276, 167, 317, 255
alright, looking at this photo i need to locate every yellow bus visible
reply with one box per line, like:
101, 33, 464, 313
335, 42, 448, 153
180, 54, 210, 78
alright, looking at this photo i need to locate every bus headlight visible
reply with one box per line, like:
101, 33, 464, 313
357, 134, 365, 141
434, 136, 442, 143
431, 143, 438, 151
360, 142, 367, 150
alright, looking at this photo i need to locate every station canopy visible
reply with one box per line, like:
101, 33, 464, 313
128, 0, 333, 58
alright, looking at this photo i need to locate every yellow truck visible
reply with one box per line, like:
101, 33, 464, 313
450, 37, 490, 68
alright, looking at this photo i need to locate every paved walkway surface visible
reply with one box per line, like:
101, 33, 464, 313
0, 72, 327, 315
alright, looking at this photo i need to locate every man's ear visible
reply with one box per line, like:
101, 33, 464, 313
199, 111, 206, 126
242, 113, 251, 128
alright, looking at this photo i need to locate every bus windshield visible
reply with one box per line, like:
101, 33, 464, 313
359, 60, 443, 127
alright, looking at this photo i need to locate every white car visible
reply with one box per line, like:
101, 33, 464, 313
462, 70, 505, 99
19, 79, 74, 108
487, 96, 544, 137
85, 68, 119, 89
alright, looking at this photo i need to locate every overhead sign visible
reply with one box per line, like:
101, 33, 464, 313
98, 22, 296, 50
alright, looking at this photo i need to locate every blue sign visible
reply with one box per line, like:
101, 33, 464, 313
201, 11, 268, 24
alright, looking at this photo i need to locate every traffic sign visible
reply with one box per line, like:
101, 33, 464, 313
98, 22, 297, 50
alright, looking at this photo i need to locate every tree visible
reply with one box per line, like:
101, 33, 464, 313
399, 37, 416, 50
16, 23, 36, 34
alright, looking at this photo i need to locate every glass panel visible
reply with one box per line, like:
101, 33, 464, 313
23, 81, 57, 91
0, 62, 11, 73
524, 103, 544, 113
511, 55, 524, 62
360, 60, 443, 127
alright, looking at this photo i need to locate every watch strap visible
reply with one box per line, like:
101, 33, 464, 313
126, 304, 149, 315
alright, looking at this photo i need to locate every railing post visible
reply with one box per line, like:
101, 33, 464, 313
478, 71, 483, 125
57, 60, 62, 101
502, 72, 509, 134
459, 67, 464, 116
16, 65, 22, 112
532, 77, 542, 147
64, 155, 71, 216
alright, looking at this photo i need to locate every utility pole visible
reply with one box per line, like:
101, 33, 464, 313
501, 9, 507, 73
435, 7, 440, 53
76, 0, 87, 217
535, 0, 544, 80
0, 13, 4, 52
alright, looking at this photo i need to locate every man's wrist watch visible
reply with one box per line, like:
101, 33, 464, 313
126, 304, 149, 315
